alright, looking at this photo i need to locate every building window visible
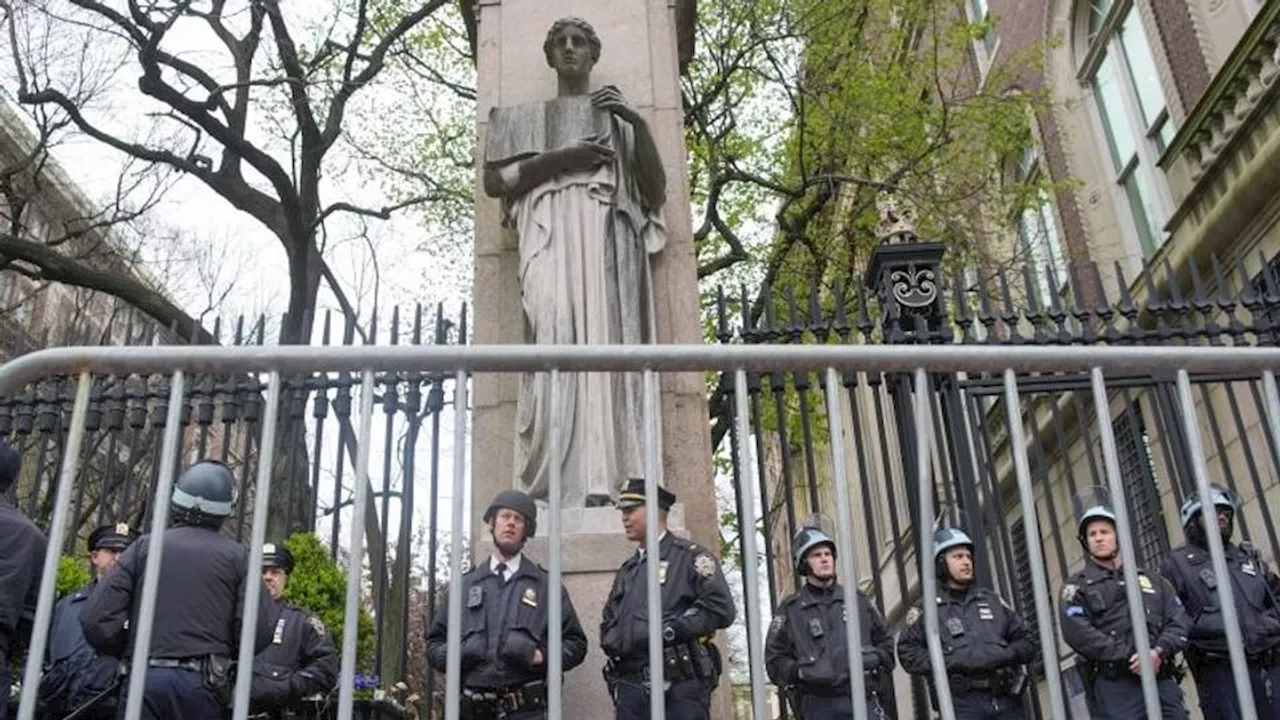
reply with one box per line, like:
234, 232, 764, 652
1012, 146, 1068, 301
1080, 0, 1174, 259
1112, 401, 1168, 567
968, 0, 998, 73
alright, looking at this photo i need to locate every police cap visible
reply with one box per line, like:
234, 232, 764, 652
616, 478, 676, 511
262, 543, 295, 574
88, 522, 137, 551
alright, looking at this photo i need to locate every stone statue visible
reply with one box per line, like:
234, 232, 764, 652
483, 17, 668, 508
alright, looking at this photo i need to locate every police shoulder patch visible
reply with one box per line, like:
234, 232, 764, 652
1061, 583, 1078, 602
308, 614, 327, 636
769, 615, 785, 634
694, 553, 717, 578
905, 607, 921, 625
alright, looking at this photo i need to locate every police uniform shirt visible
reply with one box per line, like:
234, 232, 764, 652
764, 582, 894, 691
425, 553, 588, 690
80, 526, 279, 659
491, 553, 521, 582
1160, 541, 1280, 655
250, 599, 339, 708
1059, 561, 1189, 663
0, 502, 47, 648
897, 585, 1036, 676
600, 532, 735, 668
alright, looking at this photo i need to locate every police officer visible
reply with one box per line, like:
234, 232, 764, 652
0, 439, 46, 720
427, 490, 587, 719
600, 478, 735, 720
1060, 501, 1190, 719
38, 523, 139, 719
897, 528, 1034, 720
249, 543, 339, 717
765, 525, 894, 719
1160, 485, 1280, 718
80, 459, 279, 719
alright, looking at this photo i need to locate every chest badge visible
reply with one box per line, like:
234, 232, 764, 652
1243, 561, 1258, 576
659, 561, 668, 585
1138, 575, 1156, 594
522, 587, 538, 608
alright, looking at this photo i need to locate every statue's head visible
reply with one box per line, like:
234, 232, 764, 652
543, 16, 601, 79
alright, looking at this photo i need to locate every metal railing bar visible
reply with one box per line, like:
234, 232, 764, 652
337, 370, 377, 718
1001, 369, 1069, 720
915, 367, 956, 720
548, 369, 564, 718
231, 371, 283, 720
734, 369, 769, 720
16, 371, 91, 720
122, 371, 187, 720
822, 368, 869, 720
1177, 369, 1258, 720
0, 344, 1278, 392
1090, 367, 1161, 720
443, 370, 468, 720
642, 368, 665, 720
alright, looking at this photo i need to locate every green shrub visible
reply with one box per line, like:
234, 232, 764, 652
281, 532, 375, 670
56, 556, 93, 596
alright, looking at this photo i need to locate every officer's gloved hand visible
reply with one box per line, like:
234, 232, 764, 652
861, 649, 881, 671
460, 633, 488, 670
499, 628, 541, 671
796, 663, 839, 688
664, 618, 694, 644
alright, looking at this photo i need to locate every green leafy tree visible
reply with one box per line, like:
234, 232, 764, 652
281, 531, 375, 672
55, 555, 94, 597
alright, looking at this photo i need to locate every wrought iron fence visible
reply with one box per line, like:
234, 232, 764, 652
0, 303, 468, 705
712, 248, 1280, 719
5, 342, 1280, 720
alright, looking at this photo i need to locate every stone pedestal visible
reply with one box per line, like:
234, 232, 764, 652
468, 0, 724, 716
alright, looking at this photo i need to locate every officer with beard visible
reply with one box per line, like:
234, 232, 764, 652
38, 523, 138, 719
1059, 500, 1190, 719
1160, 484, 1280, 718
249, 543, 339, 718
0, 439, 46, 720
600, 478, 735, 720
765, 525, 894, 719
427, 490, 587, 719
897, 528, 1035, 720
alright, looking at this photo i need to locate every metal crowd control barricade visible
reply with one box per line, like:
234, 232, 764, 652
6, 343, 1279, 720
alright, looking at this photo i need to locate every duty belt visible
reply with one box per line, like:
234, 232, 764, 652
614, 640, 715, 684
120, 657, 203, 673
1192, 647, 1280, 667
462, 681, 547, 716
1091, 660, 1174, 680
948, 675, 996, 693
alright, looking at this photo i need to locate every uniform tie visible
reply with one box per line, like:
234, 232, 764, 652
494, 562, 508, 582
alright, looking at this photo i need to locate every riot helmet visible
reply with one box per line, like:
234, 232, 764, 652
934, 527, 975, 582
170, 460, 235, 527
793, 526, 837, 576
1074, 486, 1118, 560
1180, 484, 1237, 546
484, 489, 538, 539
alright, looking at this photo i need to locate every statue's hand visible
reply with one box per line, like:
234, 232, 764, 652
591, 85, 641, 124
556, 134, 614, 172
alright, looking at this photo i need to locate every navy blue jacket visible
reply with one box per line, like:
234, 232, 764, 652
38, 580, 120, 715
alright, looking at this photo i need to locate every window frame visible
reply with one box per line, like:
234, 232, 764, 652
1076, 0, 1176, 261
1010, 146, 1069, 302
966, 0, 1001, 79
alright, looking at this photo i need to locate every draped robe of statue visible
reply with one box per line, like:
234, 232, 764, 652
487, 95, 667, 507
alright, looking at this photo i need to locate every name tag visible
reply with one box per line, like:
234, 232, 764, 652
272, 618, 286, 645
